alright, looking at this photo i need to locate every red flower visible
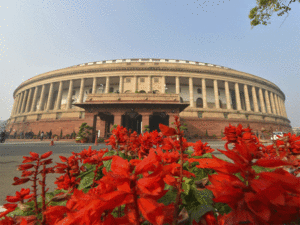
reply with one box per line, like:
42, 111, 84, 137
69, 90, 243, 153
12, 177, 30, 186
5, 188, 33, 203
159, 124, 177, 136
40, 151, 52, 159
190, 140, 214, 156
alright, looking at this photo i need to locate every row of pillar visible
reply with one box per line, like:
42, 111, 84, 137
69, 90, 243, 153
11, 76, 287, 118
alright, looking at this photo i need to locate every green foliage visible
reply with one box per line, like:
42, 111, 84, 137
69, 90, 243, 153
78, 122, 93, 139
60, 129, 63, 139
205, 129, 208, 137
102, 150, 117, 171
249, 0, 300, 27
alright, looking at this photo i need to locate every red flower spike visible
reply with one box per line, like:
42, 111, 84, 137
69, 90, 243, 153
17, 164, 34, 171
40, 151, 52, 159
22, 156, 37, 163
0, 203, 17, 218
253, 158, 294, 168
29, 152, 39, 158
159, 124, 177, 136
40, 158, 52, 165
12, 177, 30, 185
59, 156, 68, 162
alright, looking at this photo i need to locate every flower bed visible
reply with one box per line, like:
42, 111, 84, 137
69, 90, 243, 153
0, 117, 300, 224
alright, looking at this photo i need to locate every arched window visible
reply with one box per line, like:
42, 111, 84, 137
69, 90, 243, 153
125, 90, 132, 93
139, 90, 146, 93
197, 88, 202, 94
196, 98, 203, 108
109, 87, 114, 93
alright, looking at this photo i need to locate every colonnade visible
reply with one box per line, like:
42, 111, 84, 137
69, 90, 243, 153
11, 76, 287, 118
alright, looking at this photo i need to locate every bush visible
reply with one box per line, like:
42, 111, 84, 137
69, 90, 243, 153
97, 137, 104, 143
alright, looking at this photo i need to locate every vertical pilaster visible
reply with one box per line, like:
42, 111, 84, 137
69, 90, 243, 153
66, 80, 73, 110
38, 85, 46, 111
252, 86, 259, 112
244, 84, 251, 111
274, 94, 280, 116
148, 76, 152, 93
214, 80, 220, 109
189, 77, 194, 107
31, 87, 39, 112
176, 77, 180, 94
119, 76, 123, 93
162, 76, 166, 93
25, 88, 33, 113
55, 81, 63, 110
11, 95, 18, 116
133, 76, 137, 92
20, 90, 28, 113
282, 99, 287, 117
279, 98, 284, 116
92, 77, 97, 94
46, 83, 54, 111
264, 90, 272, 114
270, 92, 277, 115
202, 78, 207, 108
105, 76, 110, 93
235, 83, 242, 110
17, 92, 24, 114
78, 78, 85, 103
224, 81, 231, 110
258, 88, 266, 113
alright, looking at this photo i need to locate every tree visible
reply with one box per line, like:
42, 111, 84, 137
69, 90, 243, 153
249, 0, 300, 27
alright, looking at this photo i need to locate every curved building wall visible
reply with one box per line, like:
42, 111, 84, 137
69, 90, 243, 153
7, 58, 291, 138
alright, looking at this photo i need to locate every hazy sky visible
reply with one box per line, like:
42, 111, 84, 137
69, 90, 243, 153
0, 1, 299, 127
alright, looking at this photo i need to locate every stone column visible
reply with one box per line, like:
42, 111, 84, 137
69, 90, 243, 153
133, 76, 137, 92
31, 87, 39, 112
214, 80, 220, 109
270, 92, 277, 115
16, 94, 22, 114
279, 97, 284, 116
189, 77, 194, 107
20, 90, 29, 113
78, 78, 85, 103
46, 82, 54, 111
16, 92, 24, 114
141, 113, 151, 132
66, 80, 73, 110
92, 77, 97, 94
38, 85, 46, 111
162, 76, 166, 93
13, 95, 21, 115
258, 88, 266, 113
119, 76, 123, 93
25, 88, 33, 113
55, 81, 63, 110
274, 94, 280, 116
244, 84, 251, 111
282, 99, 287, 117
202, 78, 207, 108
235, 83, 242, 110
224, 81, 231, 110
11, 95, 18, 116
105, 76, 110, 93
148, 76, 152, 93
176, 76, 180, 94
252, 86, 259, 112
265, 90, 272, 114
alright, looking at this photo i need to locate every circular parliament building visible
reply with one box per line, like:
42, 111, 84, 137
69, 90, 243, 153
7, 58, 291, 140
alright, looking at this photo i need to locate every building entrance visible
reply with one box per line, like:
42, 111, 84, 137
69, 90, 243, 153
122, 111, 142, 134
149, 112, 169, 132
98, 112, 114, 138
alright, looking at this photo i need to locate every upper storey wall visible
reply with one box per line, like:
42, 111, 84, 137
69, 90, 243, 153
13, 58, 285, 100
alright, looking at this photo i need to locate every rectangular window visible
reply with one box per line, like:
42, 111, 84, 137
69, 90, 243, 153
126, 78, 131, 83
154, 78, 159, 83
140, 78, 145, 83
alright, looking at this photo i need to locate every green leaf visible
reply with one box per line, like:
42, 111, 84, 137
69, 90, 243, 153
103, 151, 117, 171
252, 165, 275, 173
157, 189, 177, 206
77, 170, 95, 190
182, 177, 193, 195
188, 203, 215, 224
192, 187, 214, 205
213, 202, 232, 215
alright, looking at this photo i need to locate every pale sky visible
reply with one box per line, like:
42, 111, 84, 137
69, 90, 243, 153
0, 0, 299, 127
